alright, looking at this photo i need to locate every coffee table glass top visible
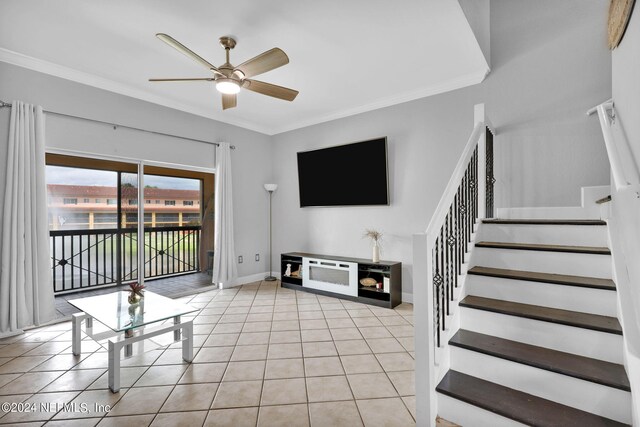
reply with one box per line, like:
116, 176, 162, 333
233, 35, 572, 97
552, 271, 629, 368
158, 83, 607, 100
68, 291, 199, 332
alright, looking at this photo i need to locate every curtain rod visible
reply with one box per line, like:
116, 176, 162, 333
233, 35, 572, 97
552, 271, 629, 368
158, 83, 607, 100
0, 100, 235, 149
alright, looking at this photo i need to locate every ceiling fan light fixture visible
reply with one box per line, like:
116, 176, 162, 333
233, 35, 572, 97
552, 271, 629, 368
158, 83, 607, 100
216, 78, 240, 94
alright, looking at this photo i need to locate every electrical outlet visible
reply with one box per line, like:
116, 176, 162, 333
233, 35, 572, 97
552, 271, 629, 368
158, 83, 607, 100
238, 256, 243, 264
255, 254, 260, 261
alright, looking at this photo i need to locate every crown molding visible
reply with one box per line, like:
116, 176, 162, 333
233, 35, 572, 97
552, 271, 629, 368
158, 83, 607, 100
0, 48, 274, 135
1, 47, 489, 137
270, 67, 490, 135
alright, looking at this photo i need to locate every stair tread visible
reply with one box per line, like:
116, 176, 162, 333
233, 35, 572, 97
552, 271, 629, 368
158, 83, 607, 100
450, 330, 630, 391
468, 266, 616, 291
483, 218, 607, 225
436, 370, 629, 427
459, 296, 622, 335
476, 241, 611, 255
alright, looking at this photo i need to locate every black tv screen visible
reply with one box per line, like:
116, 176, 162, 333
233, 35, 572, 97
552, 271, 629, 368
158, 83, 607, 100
297, 137, 389, 207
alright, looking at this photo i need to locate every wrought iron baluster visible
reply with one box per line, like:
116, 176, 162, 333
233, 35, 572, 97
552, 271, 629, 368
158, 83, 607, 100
485, 127, 495, 219
474, 147, 478, 222
444, 213, 450, 316
456, 187, 463, 282
79, 235, 84, 288
70, 235, 74, 290
433, 239, 441, 347
61, 235, 66, 291
450, 203, 458, 289
439, 228, 445, 333
52, 235, 56, 292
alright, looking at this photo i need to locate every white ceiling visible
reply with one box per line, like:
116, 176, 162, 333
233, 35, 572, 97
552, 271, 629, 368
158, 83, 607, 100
0, 0, 488, 135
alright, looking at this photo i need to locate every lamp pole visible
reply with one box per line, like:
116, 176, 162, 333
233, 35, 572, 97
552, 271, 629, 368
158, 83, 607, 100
264, 184, 278, 281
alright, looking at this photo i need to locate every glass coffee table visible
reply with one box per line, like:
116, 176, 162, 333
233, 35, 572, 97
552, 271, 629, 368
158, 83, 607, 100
68, 291, 199, 392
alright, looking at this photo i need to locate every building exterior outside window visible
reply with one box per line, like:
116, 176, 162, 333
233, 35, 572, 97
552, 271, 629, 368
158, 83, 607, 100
47, 184, 201, 230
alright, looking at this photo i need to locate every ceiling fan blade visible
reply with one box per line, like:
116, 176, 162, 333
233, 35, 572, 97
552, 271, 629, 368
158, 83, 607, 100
234, 48, 289, 79
149, 77, 215, 82
243, 79, 298, 101
222, 93, 237, 110
156, 33, 224, 76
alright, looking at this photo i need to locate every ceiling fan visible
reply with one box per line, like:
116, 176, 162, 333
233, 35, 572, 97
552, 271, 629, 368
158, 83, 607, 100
150, 34, 299, 110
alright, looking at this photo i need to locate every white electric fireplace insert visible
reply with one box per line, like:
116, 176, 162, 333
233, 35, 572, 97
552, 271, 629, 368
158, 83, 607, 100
302, 257, 358, 297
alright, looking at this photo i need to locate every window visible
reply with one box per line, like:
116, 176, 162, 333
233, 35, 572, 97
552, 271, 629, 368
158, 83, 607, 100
156, 213, 179, 224
165, 200, 176, 206
107, 199, 117, 205
183, 200, 194, 206
182, 213, 201, 225
63, 198, 78, 205
155, 200, 160, 204
94, 213, 117, 224
95, 199, 101, 203
145, 200, 151, 204
129, 199, 138, 205
58, 212, 89, 225
83, 198, 90, 203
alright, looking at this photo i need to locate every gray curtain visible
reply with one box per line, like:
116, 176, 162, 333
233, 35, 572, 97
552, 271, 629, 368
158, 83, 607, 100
212, 142, 238, 286
0, 101, 56, 335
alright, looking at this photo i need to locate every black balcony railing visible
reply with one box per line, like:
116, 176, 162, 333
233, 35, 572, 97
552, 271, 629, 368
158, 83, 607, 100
50, 225, 201, 294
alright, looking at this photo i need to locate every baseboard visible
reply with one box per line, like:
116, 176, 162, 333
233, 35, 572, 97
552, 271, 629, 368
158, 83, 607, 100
219, 271, 272, 289
0, 329, 25, 340
402, 292, 413, 304
212, 271, 416, 306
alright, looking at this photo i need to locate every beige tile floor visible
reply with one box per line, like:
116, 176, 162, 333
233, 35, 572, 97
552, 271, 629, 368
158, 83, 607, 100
0, 280, 415, 426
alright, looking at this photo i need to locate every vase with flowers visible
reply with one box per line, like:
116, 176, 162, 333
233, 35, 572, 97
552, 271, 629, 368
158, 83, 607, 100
364, 229, 383, 263
127, 282, 145, 305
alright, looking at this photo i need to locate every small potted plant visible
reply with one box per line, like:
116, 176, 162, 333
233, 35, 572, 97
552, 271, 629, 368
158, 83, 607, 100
128, 282, 145, 305
364, 229, 383, 263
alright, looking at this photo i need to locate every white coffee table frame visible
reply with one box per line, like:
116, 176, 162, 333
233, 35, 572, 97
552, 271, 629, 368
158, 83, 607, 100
71, 312, 193, 392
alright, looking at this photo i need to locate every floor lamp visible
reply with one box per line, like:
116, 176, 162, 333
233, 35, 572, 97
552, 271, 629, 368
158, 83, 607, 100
264, 183, 278, 281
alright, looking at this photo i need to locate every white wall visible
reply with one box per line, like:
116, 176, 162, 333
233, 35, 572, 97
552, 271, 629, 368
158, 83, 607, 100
269, 0, 612, 300
0, 62, 273, 279
489, 0, 611, 208
458, 0, 490, 67
271, 87, 484, 299
611, 6, 640, 424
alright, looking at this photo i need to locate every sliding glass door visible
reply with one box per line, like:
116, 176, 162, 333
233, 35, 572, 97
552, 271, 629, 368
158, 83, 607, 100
142, 173, 202, 279
46, 154, 212, 294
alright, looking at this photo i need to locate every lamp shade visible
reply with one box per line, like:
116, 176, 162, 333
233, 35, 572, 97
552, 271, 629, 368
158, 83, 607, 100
264, 183, 278, 192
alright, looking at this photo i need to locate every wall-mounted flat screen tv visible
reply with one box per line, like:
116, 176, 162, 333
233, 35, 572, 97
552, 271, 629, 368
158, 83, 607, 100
297, 137, 389, 207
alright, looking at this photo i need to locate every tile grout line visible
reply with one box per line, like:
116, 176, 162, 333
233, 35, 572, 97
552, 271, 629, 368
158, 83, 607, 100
1, 280, 414, 426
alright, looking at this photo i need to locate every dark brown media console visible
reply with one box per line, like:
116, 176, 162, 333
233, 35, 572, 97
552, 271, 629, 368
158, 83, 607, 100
280, 252, 402, 308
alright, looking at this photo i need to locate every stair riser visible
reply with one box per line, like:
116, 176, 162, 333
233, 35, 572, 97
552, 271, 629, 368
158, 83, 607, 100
466, 275, 617, 317
471, 247, 611, 279
437, 393, 528, 427
460, 307, 623, 363
496, 207, 601, 219
479, 224, 608, 247
450, 347, 631, 424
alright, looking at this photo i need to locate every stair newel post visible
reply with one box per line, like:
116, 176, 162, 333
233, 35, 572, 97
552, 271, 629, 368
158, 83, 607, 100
413, 232, 437, 427
476, 103, 487, 221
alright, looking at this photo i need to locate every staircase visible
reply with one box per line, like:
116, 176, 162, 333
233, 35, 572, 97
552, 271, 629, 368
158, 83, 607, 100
435, 218, 632, 426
